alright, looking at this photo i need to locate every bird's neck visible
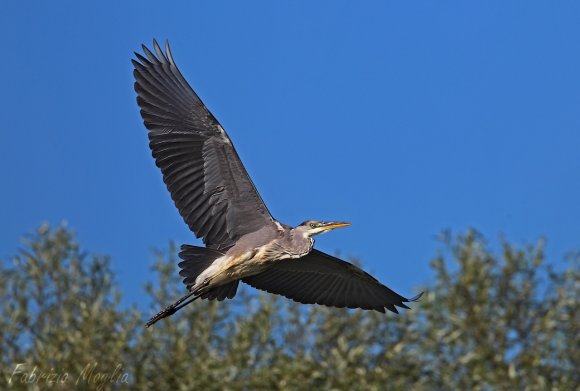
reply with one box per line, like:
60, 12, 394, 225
290, 228, 314, 253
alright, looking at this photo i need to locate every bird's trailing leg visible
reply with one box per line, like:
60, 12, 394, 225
145, 289, 200, 328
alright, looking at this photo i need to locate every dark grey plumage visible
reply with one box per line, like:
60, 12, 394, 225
132, 40, 274, 251
244, 250, 422, 313
133, 40, 422, 327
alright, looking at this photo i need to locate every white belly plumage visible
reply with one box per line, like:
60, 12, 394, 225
195, 239, 311, 288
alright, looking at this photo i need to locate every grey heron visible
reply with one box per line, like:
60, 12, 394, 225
133, 40, 422, 328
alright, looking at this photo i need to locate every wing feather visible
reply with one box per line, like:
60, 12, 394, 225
243, 249, 422, 314
134, 40, 275, 249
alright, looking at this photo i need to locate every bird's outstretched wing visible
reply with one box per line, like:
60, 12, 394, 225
243, 249, 422, 313
133, 40, 275, 250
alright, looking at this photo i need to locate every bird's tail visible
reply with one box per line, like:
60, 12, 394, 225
145, 245, 240, 328
178, 244, 225, 288
179, 244, 240, 301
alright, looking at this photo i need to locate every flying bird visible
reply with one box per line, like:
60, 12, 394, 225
133, 40, 422, 327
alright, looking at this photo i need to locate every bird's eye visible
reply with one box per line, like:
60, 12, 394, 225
309, 223, 317, 229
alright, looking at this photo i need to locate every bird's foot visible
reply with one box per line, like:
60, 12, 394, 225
145, 304, 177, 328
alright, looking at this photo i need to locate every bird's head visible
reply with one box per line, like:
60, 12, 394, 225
297, 220, 351, 237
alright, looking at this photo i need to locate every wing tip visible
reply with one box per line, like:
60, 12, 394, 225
153, 39, 169, 63
385, 304, 399, 314
387, 291, 424, 314
165, 40, 175, 64
133, 38, 173, 67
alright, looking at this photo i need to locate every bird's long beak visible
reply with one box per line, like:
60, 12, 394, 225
322, 221, 351, 231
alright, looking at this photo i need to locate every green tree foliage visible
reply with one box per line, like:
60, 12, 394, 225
1, 225, 578, 390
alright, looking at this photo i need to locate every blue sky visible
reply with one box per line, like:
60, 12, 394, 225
1, 1, 579, 307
